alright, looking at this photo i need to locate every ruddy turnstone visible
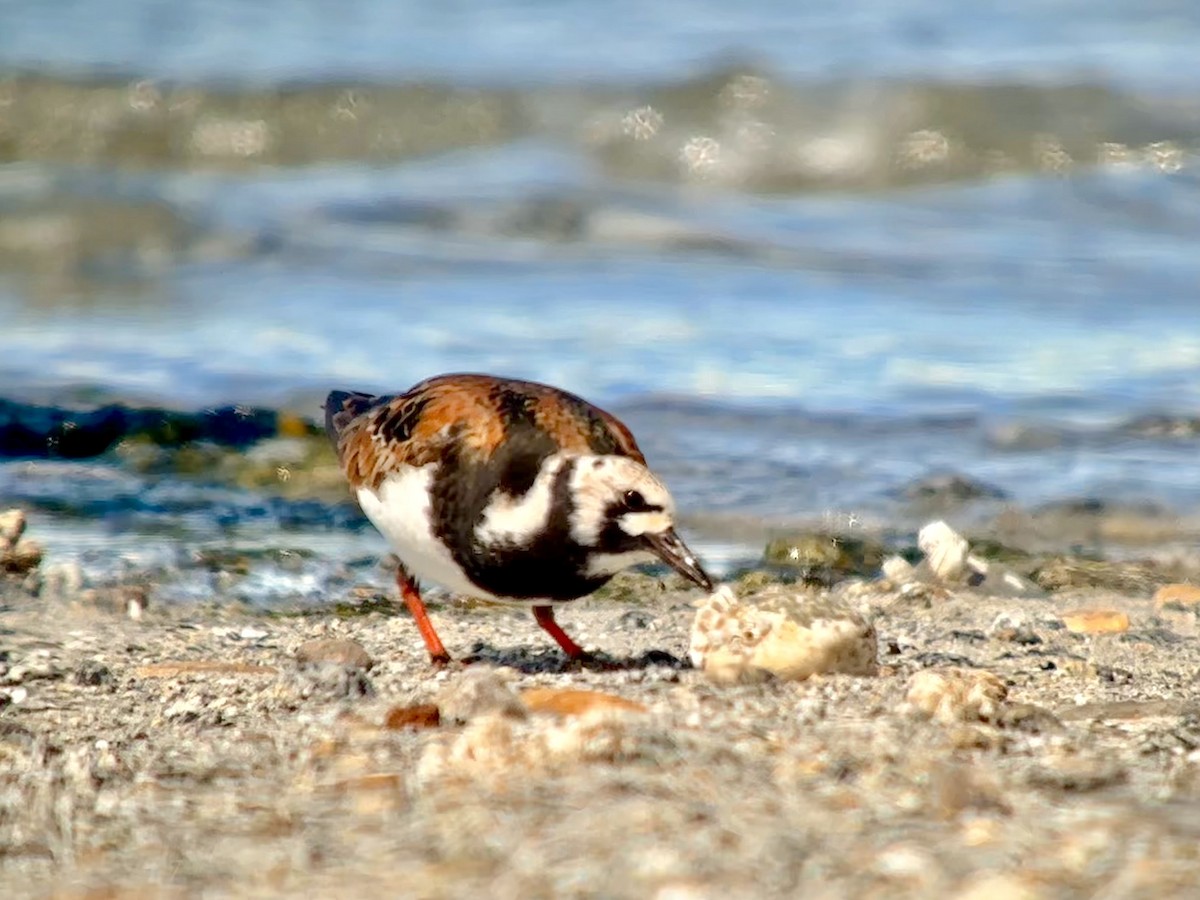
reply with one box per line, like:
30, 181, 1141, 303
324, 373, 712, 665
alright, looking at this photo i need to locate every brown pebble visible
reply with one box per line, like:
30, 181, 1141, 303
384, 703, 441, 730
1060, 609, 1130, 634
520, 687, 648, 717
135, 661, 279, 678
295, 638, 374, 670
1153, 583, 1200, 611
1, 538, 43, 575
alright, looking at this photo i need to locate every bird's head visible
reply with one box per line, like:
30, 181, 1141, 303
568, 455, 712, 590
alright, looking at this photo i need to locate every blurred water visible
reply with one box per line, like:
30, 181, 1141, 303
1, 0, 1199, 577
4, 0, 1200, 89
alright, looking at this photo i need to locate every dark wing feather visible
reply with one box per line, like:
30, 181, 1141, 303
324, 373, 645, 493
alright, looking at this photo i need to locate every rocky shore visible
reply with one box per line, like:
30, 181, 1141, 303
3, 507, 1200, 899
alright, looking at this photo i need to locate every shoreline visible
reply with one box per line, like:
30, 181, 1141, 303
3, 511, 1200, 898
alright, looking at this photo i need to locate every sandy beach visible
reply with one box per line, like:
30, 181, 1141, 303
4, 532, 1200, 899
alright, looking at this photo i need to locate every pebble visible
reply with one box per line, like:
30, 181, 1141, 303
293, 662, 374, 700
689, 584, 877, 684
4, 686, 29, 705
72, 660, 114, 686
1153, 583, 1200, 611
0, 538, 43, 576
0, 508, 26, 548
295, 638, 374, 670
383, 703, 441, 730
919, 520, 971, 581
0, 508, 44, 576
1060, 609, 1130, 634
902, 472, 1008, 504
987, 611, 1041, 645
904, 668, 1007, 723
520, 687, 648, 718
900, 520, 1042, 598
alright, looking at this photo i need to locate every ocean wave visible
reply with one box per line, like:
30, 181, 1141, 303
1, 68, 1194, 192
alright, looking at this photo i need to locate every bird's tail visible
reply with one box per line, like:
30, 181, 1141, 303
323, 390, 379, 445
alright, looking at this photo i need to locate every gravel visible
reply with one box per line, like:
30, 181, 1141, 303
3, 567, 1200, 898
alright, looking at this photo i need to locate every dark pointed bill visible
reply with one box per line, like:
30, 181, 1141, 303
644, 528, 713, 591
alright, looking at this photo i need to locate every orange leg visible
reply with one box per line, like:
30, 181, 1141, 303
532, 605, 588, 660
397, 567, 452, 666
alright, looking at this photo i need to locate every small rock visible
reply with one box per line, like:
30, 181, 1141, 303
294, 663, 374, 700
918, 520, 971, 581
295, 638, 374, 670
237, 625, 270, 641
384, 703, 441, 730
520, 688, 648, 718
762, 531, 887, 583
904, 668, 1007, 723
1033, 557, 1159, 594
967, 560, 1045, 599
1153, 583, 1200, 611
1, 538, 43, 576
435, 668, 527, 723
906, 521, 1042, 598
0, 508, 26, 549
987, 611, 1041, 645
903, 472, 1008, 504
690, 585, 877, 684
72, 660, 114, 686
1060, 609, 1130, 634
4, 686, 29, 705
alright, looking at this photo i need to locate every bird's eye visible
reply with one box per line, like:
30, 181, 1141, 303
623, 489, 648, 511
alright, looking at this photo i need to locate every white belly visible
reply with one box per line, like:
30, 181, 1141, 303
356, 465, 494, 600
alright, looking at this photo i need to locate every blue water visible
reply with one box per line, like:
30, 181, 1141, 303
4, 0, 1200, 90
2, 0, 1200, 581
